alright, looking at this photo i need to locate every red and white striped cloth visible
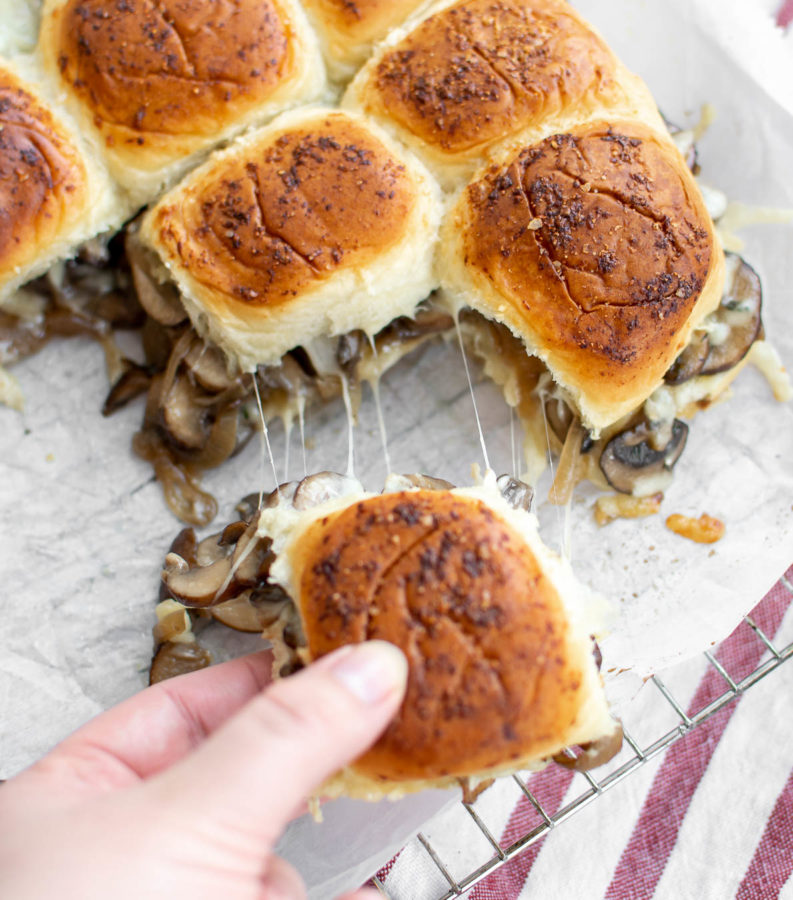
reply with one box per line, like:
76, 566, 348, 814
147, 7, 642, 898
374, 565, 793, 899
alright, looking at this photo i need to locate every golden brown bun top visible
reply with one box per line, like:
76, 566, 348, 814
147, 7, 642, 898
455, 122, 716, 428
303, 0, 427, 45
0, 66, 87, 283
49, 0, 298, 148
294, 490, 585, 782
366, 0, 621, 154
145, 111, 417, 312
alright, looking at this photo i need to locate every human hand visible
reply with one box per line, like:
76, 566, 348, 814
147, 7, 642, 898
0, 641, 408, 899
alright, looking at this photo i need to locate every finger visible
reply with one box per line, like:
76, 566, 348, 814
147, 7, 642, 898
259, 856, 306, 900
27, 650, 273, 791
148, 641, 408, 853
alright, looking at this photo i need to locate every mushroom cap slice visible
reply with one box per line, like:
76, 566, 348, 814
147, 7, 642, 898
664, 331, 710, 385
497, 475, 534, 511
211, 586, 290, 633
600, 419, 688, 495
700, 253, 762, 377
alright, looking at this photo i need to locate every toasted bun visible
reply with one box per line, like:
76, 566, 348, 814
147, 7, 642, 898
38, 0, 326, 206
440, 122, 725, 434
302, 0, 429, 82
343, 0, 662, 188
140, 107, 443, 371
265, 480, 614, 798
0, 60, 122, 304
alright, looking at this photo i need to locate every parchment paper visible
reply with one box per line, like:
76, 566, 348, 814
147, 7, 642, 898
1, 0, 792, 895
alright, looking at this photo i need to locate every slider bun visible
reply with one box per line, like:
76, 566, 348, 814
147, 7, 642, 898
140, 106, 443, 372
343, 0, 662, 189
38, 0, 326, 206
301, 0, 430, 82
268, 485, 614, 798
0, 60, 121, 304
440, 121, 725, 434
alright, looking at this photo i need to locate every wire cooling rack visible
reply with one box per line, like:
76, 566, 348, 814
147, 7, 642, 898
371, 573, 793, 899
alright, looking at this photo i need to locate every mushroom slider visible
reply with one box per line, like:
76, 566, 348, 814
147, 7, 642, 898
252, 471, 618, 800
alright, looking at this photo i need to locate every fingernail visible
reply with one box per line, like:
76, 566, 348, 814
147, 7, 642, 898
328, 641, 408, 706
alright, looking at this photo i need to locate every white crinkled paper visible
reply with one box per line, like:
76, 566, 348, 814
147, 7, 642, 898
1, 0, 792, 895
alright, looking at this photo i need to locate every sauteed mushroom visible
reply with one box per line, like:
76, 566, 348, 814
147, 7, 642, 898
600, 420, 688, 495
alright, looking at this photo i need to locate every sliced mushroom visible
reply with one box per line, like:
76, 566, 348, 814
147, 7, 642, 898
664, 331, 710, 385
497, 475, 534, 511
186, 406, 239, 468
236, 493, 261, 521
127, 237, 187, 326
149, 641, 212, 685
212, 586, 290, 633
102, 359, 153, 416
227, 525, 275, 587
552, 723, 623, 772
220, 521, 248, 546
159, 374, 212, 451
152, 609, 190, 644
384, 473, 456, 493
337, 330, 366, 377
184, 339, 238, 393
293, 472, 363, 510
162, 554, 234, 607
158, 528, 198, 601
700, 253, 763, 376
195, 533, 231, 567
600, 419, 688, 495
664, 254, 762, 385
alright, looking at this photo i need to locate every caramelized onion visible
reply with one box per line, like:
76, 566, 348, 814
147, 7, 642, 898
133, 429, 218, 526
549, 420, 586, 505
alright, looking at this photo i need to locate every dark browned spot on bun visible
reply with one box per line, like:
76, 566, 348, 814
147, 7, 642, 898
151, 114, 415, 309
297, 491, 583, 781
463, 122, 713, 373
54, 0, 293, 141
0, 75, 85, 277
371, 0, 617, 153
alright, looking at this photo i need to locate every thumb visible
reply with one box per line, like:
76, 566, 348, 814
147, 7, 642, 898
145, 640, 408, 851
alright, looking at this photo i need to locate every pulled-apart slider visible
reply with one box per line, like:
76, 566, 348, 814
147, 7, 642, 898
168, 472, 617, 799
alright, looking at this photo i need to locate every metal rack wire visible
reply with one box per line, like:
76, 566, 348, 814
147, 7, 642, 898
372, 574, 793, 899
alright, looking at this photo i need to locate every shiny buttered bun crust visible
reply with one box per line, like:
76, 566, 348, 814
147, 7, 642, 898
140, 107, 442, 371
0, 61, 120, 303
440, 122, 725, 433
344, 0, 662, 187
302, 0, 429, 81
39, 0, 325, 205
266, 484, 614, 797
